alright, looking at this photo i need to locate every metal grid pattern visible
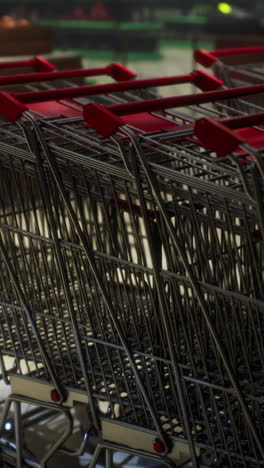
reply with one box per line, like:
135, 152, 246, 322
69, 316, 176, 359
0, 82, 263, 467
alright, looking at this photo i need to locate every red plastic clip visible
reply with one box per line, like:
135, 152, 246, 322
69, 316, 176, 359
194, 117, 246, 157
153, 439, 166, 454
33, 57, 56, 72
83, 103, 124, 137
50, 389, 61, 403
107, 63, 136, 81
192, 70, 223, 92
194, 49, 219, 68
0, 92, 28, 122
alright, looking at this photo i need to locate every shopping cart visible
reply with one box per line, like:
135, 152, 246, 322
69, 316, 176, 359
194, 46, 264, 113
0, 58, 137, 96
0, 68, 224, 383
0, 59, 137, 394
0, 68, 224, 464
0, 56, 56, 73
0, 70, 223, 385
0, 65, 225, 116
0, 69, 223, 123
194, 46, 264, 85
0, 81, 263, 467
0, 56, 56, 95
0, 59, 137, 386
0, 69, 222, 382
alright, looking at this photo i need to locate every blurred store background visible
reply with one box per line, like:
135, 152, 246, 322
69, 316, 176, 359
0, 0, 263, 96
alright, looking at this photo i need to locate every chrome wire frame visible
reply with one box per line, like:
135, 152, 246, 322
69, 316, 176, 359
0, 87, 263, 467
0, 394, 73, 468
212, 59, 264, 115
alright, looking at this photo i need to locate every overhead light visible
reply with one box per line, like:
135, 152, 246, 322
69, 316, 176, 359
217, 2, 233, 14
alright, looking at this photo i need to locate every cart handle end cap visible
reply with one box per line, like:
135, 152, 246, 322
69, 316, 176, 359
83, 103, 125, 138
108, 63, 136, 81
193, 70, 224, 91
194, 49, 219, 68
0, 92, 28, 122
50, 389, 61, 403
153, 439, 166, 454
83, 103, 124, 137
195, 117, 246, 157
33, 56, 56, 72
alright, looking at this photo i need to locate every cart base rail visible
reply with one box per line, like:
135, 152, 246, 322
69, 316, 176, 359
101, 419, 197, 465
5, 374, 197, 466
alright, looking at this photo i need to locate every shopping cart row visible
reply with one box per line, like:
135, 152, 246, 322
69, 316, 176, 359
0, 49, 263, 468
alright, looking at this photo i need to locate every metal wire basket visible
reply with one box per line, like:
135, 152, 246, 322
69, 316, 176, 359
0, 79, 263, 467
194, 46, 264, 115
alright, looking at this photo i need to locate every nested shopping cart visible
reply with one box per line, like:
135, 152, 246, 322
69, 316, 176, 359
194, 46, 264, 87
194, 46, 264, 114
0, 69, 223, 386
0, 79, 263, 467
0, 58, 136, 394
0, 57, 137, 97
0, 57, 56, 74
0, 69, 224, 468
0, 56, 56, 94
0, 63, 224, 112
0, 56, 56, 75
0, 60, 139, 393
0, 55, 224, 111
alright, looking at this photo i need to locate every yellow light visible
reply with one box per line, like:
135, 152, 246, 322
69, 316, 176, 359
217, 2, 233, 14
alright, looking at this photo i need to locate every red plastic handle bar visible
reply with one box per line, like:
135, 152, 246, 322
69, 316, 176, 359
104, 84, 264, 115
11, 71, 223, 104
0, 56, 55, 72
195, 112, 264, 156
195, 46, 264, 68
0, 71, 222, 122
194, 112, 264, 156
83, 84, 264, 137
0, 63, 136, 86
221, 112, 264, 130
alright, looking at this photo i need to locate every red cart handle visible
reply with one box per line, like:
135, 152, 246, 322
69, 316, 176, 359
82, 83, 264, 137
0, 56, 56, 72
11, 70, 222, 104
219, 112, 264, 130
0, 62, 136, 86
0, 70, 223, 121
194, 46, 264, 68
195, 113, 264, 156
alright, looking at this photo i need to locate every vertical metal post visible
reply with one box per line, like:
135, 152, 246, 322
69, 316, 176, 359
14, 400, 23, 468
89, 444, 102, 468
105, 448, 112, 468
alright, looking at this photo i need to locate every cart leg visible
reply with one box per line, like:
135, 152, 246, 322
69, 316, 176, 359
88, 444, 102, 468
0, 355, 9, 385
0, 394, 74, 468
37, 403, 73, 468
14, 400, 23, 468
105, 448, 112, 468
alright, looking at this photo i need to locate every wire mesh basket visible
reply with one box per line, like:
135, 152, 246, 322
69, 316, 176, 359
0, 78, 263, 467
